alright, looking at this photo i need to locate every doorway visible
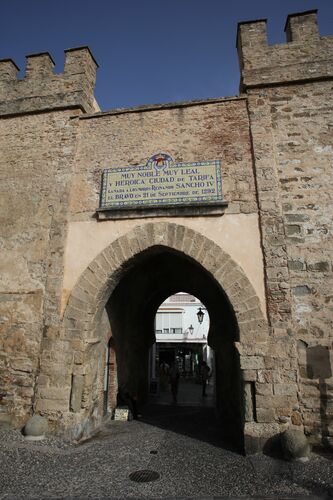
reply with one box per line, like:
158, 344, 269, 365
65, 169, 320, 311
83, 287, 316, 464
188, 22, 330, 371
104, 246, 243, 449
60, 222, 269, 450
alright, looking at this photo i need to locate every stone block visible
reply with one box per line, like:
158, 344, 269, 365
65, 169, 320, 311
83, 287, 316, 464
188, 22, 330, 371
244, 422, 281, 454
23, 415, 48, 440
273, 384, 297, 397
292, 285, 311, 296
70, 375, 84, 413
288, 260, 305, 271
256, 408, 276, 423
117, 236, 132, 261
88, 259, 108, 282
286, 225, 301, 235
240, 356, 265, 370
291, 411, 303, 426
255, 382, 273, 396
124, 235, 141, 258
11, 358, 34, 373
0, 414, 12, 424
35, 398, 69, 412
307, 261, 330, 272
242, 370, 257, 382
74, 351, 84, 364
38, 386, 70, 400
256, 394, 295, 409
244, 382, 254, 422
281, 429, 310, 461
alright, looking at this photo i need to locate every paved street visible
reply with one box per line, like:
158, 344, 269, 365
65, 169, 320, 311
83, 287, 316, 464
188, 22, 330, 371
0, 380, 332, 499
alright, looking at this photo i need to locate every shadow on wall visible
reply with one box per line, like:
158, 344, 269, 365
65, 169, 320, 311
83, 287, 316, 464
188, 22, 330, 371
306, 345, 332, 446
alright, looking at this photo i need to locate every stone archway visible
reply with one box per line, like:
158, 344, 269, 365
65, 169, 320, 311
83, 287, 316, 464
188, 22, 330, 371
64, 222, 267, 343
37, 221, 275, 452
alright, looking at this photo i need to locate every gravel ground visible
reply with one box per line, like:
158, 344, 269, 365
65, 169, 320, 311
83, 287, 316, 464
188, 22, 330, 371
0, 408, 332, 499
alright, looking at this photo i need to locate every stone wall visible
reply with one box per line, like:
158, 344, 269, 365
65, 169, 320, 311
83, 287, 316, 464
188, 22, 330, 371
0, 48, 98, 426
238, 10, 333, 444
70, 98, 257, 218
0, 9, 331, 449
0, 47, 99, 116
0, 109, 80, 425
237, 10, 333, 90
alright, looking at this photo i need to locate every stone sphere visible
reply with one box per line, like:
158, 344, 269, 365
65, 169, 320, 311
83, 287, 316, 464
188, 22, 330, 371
24, 415, 48, 440
281, 428, 310, 461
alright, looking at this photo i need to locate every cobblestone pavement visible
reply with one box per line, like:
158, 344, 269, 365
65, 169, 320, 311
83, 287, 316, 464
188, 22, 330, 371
0, 389, 332, 499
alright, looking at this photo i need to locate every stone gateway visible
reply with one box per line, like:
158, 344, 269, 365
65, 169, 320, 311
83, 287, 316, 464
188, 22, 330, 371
0, 10, 332, 453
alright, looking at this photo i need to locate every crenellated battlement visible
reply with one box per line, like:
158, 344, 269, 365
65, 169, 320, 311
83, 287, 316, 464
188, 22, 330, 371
0, 46, 99, 116
237, 10, 333, 90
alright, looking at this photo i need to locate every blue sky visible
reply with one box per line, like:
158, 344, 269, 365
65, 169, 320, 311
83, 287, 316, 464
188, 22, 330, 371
1, 0, 332, 111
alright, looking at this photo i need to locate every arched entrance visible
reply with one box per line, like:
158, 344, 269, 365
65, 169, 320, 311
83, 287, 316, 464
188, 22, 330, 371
40, 222, 270, 451
106, 245, 243, 445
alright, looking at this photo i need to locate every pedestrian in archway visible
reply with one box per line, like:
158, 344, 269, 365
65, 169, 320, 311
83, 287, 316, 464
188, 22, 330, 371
200, 361, 211, 397
169, 362, 180, 403
159, 361, 170, 392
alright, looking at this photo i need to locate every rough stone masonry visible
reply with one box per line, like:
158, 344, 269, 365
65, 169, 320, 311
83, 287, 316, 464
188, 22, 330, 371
0, 10, 332, 453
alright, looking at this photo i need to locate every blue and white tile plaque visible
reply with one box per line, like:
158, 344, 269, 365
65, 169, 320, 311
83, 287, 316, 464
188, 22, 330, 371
100, 153, 223, 210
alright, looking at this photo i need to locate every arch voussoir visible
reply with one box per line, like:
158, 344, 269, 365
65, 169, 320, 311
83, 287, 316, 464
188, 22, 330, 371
117, 234, 134, 261
173, 224, 186, 251
88, 258, 108, 279
95, 251, 114, 276
125, 232, 143, 257
179, 226, 196, 254
70, 284, 96, 306
150, 221, 170, 247
102, 245, 122, 270
166, 222, 178, 248
195, 238, 214, 265
132, 223, 154, 252
201, 241, 226, 276
76, 275, 100, 298
83, 265, 105, 289
185, 232, 206, 261
222, 266, 248, 290
67, 295, 93, 313
108, 239, 127, 268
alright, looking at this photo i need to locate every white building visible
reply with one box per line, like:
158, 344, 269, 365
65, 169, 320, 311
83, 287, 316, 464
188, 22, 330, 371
155, 292, 209, 344
149, 293, 213, 388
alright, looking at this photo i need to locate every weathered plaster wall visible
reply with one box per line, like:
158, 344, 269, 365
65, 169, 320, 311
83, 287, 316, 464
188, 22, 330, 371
62, 214, 266, 316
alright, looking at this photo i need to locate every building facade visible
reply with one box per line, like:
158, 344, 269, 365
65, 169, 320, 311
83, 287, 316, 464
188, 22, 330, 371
0, 10, 332, 452
151, 293, 212, 386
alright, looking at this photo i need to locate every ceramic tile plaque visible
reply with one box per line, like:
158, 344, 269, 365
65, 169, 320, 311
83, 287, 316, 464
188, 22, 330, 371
113, 407, 130, 421
99, 153, 223, 211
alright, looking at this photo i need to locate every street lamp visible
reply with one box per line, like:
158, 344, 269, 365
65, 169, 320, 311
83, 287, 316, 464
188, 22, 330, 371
197, 307, 205, 324
188, 324, 194, 335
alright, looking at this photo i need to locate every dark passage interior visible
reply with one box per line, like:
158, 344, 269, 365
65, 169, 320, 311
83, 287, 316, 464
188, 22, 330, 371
105, 245, 244, 450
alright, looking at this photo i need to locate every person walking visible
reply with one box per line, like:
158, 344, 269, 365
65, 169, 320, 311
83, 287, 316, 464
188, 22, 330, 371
159, 361, 170, 392
200, 361, 211, 397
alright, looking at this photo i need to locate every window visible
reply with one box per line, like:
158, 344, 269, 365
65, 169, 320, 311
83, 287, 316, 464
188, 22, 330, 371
155, 310, 183, 335
171, 328, 182, 334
